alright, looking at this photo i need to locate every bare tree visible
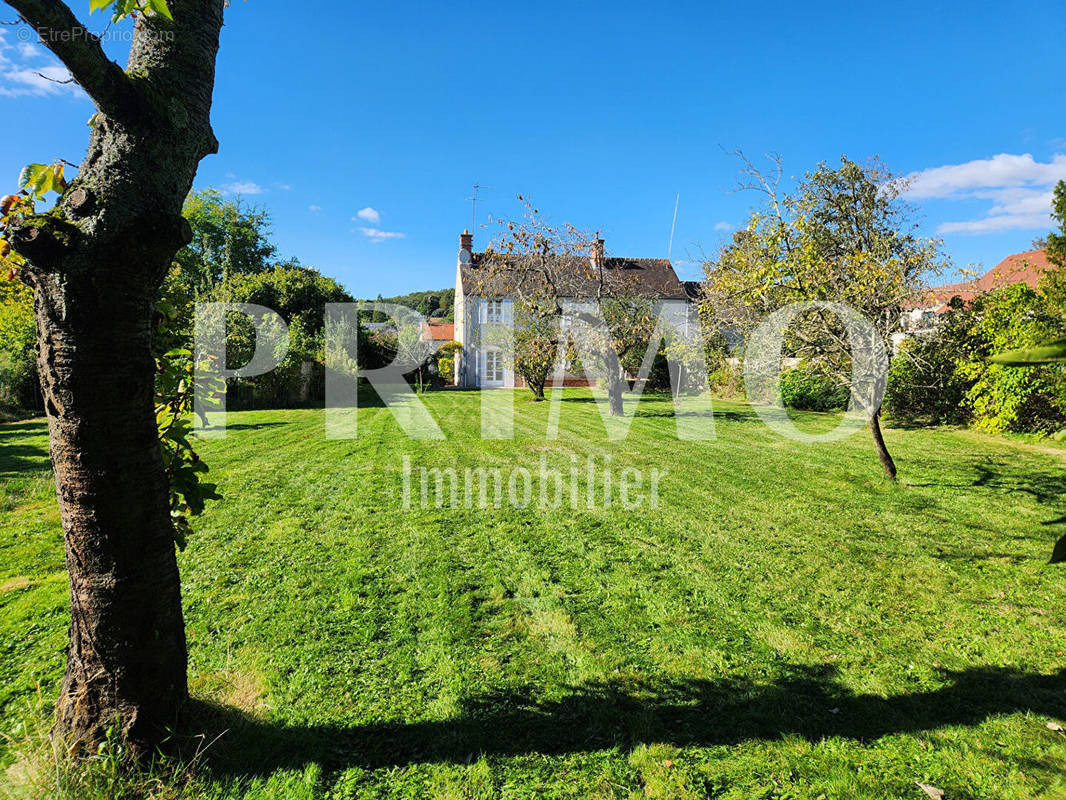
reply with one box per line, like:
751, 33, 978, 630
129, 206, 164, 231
479, 198, 657, 413
478, 199, 596, 400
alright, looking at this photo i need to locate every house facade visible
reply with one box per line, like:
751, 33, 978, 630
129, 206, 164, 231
452, 230, 692, 388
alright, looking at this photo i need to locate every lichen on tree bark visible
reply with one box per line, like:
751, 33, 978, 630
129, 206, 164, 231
4, 0, 226, 751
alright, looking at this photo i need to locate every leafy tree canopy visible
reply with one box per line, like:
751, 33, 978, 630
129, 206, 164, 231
365, 288, 455, 320
175, 189, 277, 294
705, 155, 948, 479
1047, 180, 1066, 268
209, 261, 354, 335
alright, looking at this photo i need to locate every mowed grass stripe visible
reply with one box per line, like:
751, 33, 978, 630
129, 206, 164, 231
1, 390, 1065, 799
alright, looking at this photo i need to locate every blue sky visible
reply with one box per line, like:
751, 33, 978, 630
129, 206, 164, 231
1, 0, 1064, 295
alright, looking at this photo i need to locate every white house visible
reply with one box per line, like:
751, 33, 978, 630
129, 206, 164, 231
452, 230, 692, 388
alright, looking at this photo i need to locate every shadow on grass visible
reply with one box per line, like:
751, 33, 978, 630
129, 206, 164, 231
909, 457, 1066, 503
550, 394, 761, 424
971, 459, 1066, 563
0, 420, 51, 476
184, 664, 1066, 777
911, 457, 1066, 563
217, 422, 291, 431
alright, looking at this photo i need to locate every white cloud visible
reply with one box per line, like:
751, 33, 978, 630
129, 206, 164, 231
713, 221, 734, 232
276, 183, 292, 191
16, 42, 40, 60
905, 153, 1065, 236
220, 181, 264, 195
975, 187, 1055, 216
0, 31, 81, 98
356, 207, 381, 225
0, 67, 78, 97
359, 227, 405, 242
308, 204, 322, 213
938, 214, 1053, 235
905, 153, 1066, 198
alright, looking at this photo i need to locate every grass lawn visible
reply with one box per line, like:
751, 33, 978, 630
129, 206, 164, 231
1, 390, 1065, 799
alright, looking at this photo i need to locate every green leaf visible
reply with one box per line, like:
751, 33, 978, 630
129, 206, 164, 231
145, 0, 173, 20
17, 165, 45, 194
89, 0, 111, 13
991, 338, 1066, 365
17, 163, 67, 199
29, 169, 52, 198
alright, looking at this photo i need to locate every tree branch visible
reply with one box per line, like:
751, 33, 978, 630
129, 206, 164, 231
5, 0, 143, 119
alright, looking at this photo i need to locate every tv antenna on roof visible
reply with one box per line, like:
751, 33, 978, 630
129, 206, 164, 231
667, 192, 680, 260
467, 183, 493, 233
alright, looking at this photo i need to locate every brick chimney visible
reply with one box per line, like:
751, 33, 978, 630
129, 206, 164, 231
460, 229, 473, 254
592, 236, 605, 268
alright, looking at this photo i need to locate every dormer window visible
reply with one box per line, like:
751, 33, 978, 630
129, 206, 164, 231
486, 300, 503, 323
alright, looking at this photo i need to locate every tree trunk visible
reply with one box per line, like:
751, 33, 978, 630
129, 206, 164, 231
869, 411, 897, 481
6, 0, 226, 751
606, 373, 625, 416
31, 256, 188, 748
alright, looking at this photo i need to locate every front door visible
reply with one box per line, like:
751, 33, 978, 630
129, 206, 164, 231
481, 348, 504, 387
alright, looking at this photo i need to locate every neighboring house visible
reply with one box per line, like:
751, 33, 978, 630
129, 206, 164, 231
895, 248, 1055, 348
452, 230, 690, 388
420, 320, 455, 348
915, 249, 1053, 314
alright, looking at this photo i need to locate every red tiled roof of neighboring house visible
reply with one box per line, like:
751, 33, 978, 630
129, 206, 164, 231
421, 322, 454, 341
909, 249, 1055, 311
974, 248, 1053, 291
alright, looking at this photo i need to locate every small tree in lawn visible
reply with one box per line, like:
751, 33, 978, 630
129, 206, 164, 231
394, 322, 436, 393
706, 154, 947, 480
481, 198, 655, 412
479, 199, 597, 402
662, 321, 709, 398
597, 296, 659, 412
512, 297, 559, 400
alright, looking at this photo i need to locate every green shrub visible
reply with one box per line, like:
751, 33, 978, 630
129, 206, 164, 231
208, 264, 354, 407
885, 335, 968, 425
642, 348, 672, 391
708, 363, 745, 398
0, 280, 40, 414
952, 285, 1066, 435
437, 354, 454, 384
778, 365, 849, 411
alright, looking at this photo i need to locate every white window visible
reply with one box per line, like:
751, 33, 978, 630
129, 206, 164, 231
486, 300, 503, 323
484, 349, 503, 383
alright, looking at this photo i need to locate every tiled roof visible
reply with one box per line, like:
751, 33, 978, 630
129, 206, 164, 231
910, 249, 1055, 310
460, 253, 687, 300
975, 249, 1052, 292
421, 322, 454, 341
